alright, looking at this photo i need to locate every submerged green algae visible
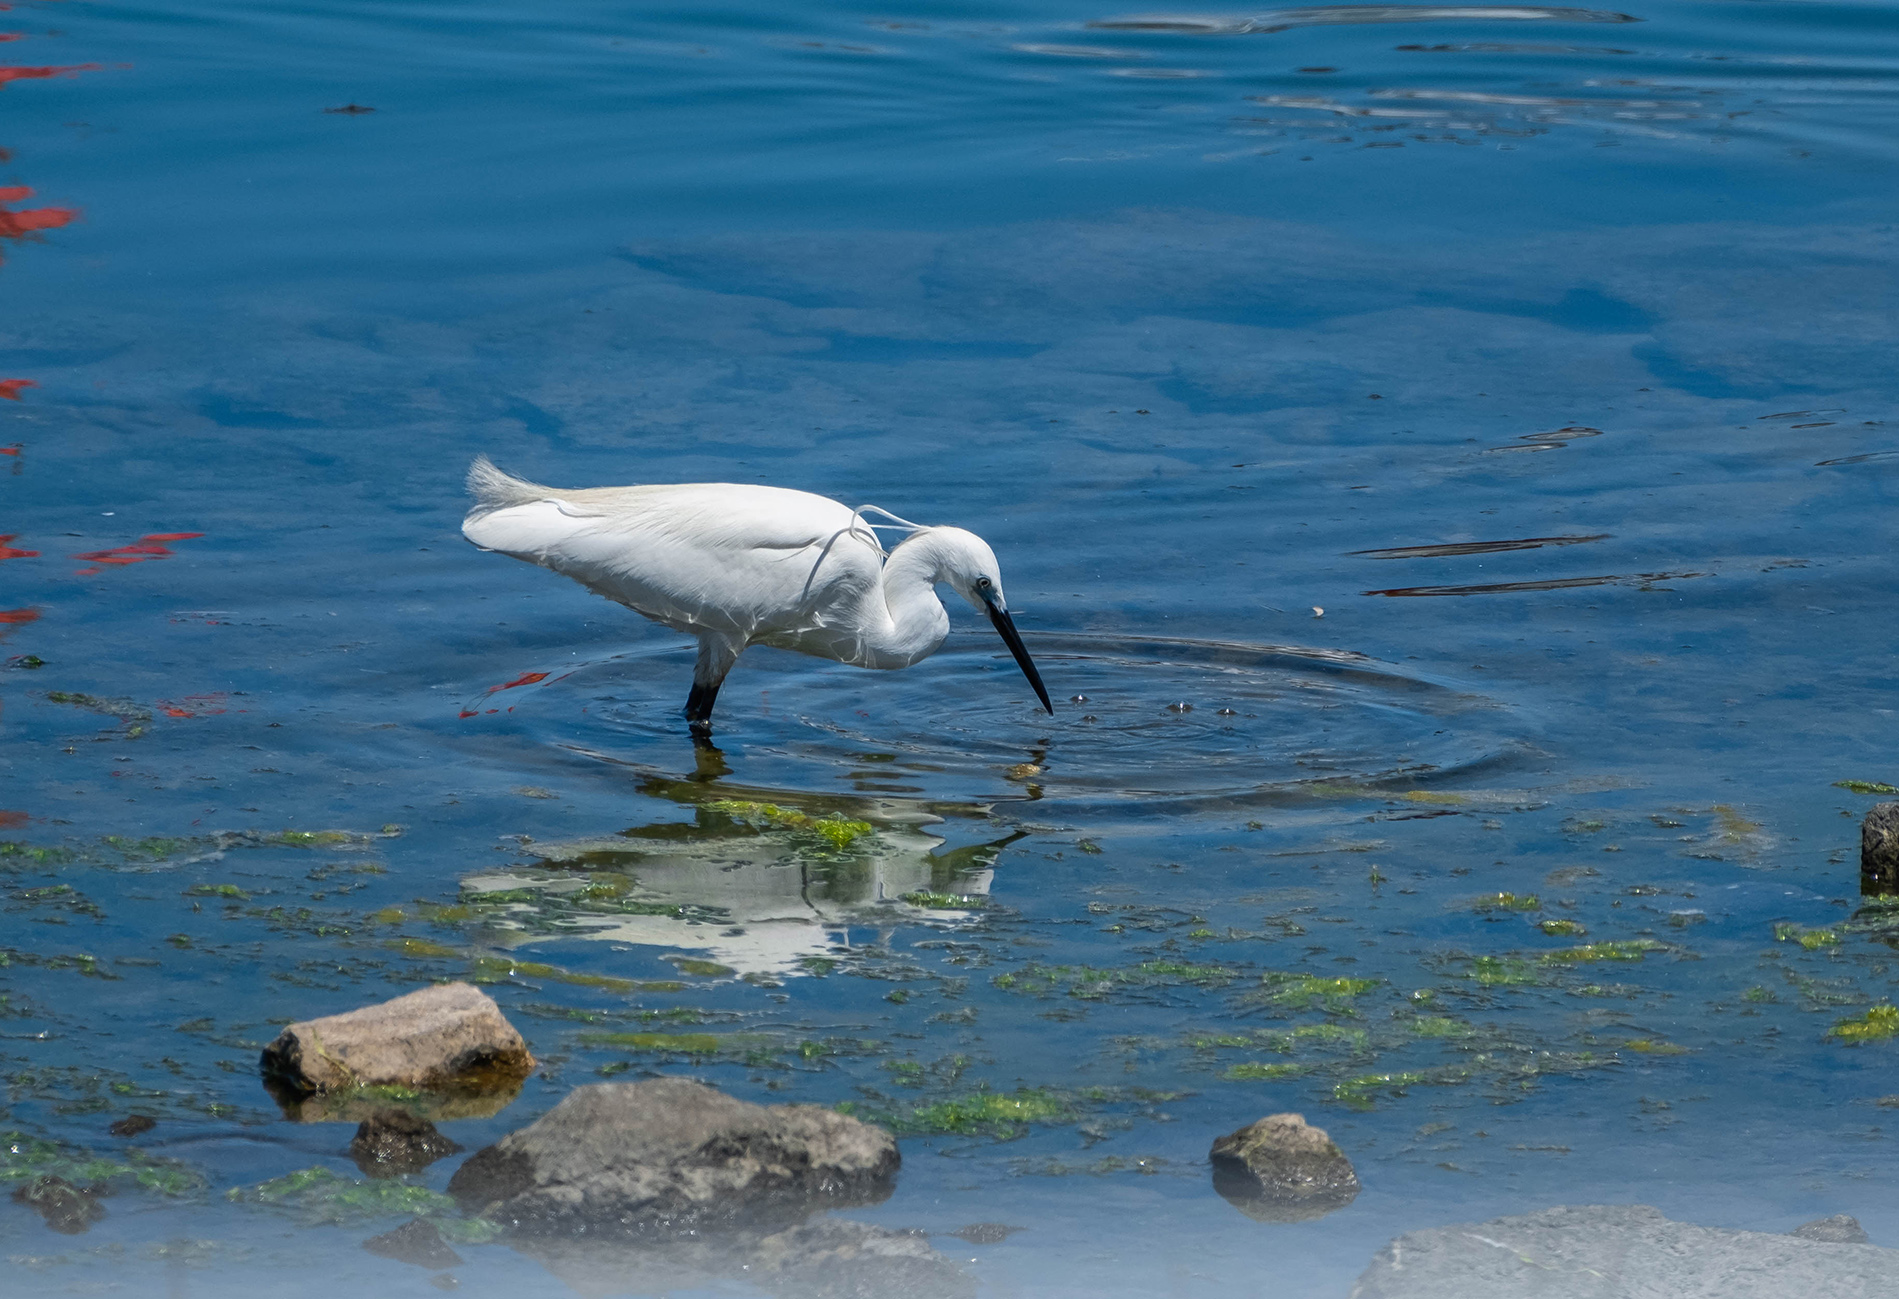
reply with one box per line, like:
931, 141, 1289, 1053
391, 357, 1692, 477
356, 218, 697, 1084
1830, 1005, 1899, 1043
226, 1165, 494, 1231
0, 1130, 201, 1197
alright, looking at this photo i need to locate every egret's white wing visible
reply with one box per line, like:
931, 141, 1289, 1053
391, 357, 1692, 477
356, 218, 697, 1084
463, 482, 884, 638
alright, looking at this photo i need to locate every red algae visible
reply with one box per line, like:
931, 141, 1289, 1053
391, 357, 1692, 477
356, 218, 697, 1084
491, 671, 550, 692
0, 534, 38, 560
0, 811, 28, 828
0, 63, 101, 86
72, 532, 204, 576
0, 607, 40, 624
0, 378, 36, 400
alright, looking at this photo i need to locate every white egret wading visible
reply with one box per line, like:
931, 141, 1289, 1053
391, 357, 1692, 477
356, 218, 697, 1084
460, 457, 1053, 734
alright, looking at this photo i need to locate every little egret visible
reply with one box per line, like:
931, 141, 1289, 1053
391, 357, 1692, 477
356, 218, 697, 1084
460, 457, 1053, 733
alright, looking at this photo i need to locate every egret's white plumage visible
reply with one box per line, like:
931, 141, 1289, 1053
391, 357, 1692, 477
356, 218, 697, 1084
461, 457, 1052, 732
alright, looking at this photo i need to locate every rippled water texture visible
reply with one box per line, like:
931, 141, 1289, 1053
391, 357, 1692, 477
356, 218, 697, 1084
4, 0, 1899, 1294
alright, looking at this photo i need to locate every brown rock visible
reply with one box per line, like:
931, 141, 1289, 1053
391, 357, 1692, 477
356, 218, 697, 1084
1210, 1112, 1360, 1223
108, 1113, 156, 1138
259, 982, 533, 1097
448, 1077, 899, 1235
1863, 803, 1899, 895
350, 1108, 464, 1177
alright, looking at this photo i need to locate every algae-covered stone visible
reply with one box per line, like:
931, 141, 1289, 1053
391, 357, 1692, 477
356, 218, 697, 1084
1352, 1204, 1896, 1297
260, 982, 534, 1098
1863, 802, 1899, 895
350, 1109, 463, 1177
447, 1077, 898, 1235
1209, 1112, 1359, 1223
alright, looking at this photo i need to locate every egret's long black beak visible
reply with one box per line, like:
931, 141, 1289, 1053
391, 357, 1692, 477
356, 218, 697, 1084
984, 599, 1053, 715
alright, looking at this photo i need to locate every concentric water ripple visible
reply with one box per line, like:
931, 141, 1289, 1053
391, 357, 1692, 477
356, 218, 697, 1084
503, 632, 1530, 812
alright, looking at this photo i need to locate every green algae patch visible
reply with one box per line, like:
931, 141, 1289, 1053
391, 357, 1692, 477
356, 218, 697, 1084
1334, 1070, 1438, 1107
184, 883, 250, 901
902, 891, 985, 909
579, 1031, 728, 1055
45, 692, 153, 738
842, 1087, 1073, 1138
995, 960, 1240, 1000
471, 956, 637, 992
1224, 1062, 1309, 1081
389, 937, 461, 959
0, 1131, 202, 1197
268, 830, 359, 849
705, 800, 875, 852
1711, 805, 1760, 842
1259, 973, 1381, 1011
1542, 940, 1667, 965
1830, 1005, 1899, 1043
1538, 919, 1587, 937
227, 1166, 458, 1224
1410, 1016, 1472, 1038
1623, 1039, 1690, 1055
1776, 923, 1841, 951
666, 956, 737, 978
1473, 893, 1539, 912
1400, 791, 1469, 806
1835, 781, 1899, 795
1462, 956, 1541, 987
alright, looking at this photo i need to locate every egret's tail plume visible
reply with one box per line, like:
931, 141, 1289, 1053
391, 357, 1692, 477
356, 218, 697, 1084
466, 455, 552, 515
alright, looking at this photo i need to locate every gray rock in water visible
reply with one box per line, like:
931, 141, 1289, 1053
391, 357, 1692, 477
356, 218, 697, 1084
1791, 1213, 1871, 1244
1352, 1204, 1897, 1298
1862, 802, 1899, 894
1210, 1112, 1360, 1223
260, 982, 534, 1097
512, 1217, 974, 1299
447, 1077, 900, 1235
351, 1108, 463, 1177
11, 1176, 106, 1235
364, 1217, 464, 1270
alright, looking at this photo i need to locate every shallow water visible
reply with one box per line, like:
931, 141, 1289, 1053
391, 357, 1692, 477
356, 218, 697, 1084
4, 0, 1899, 1293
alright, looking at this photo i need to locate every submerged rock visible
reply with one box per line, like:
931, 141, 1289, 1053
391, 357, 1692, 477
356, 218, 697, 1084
1209, 1112, 1359, 1223
948, 1222, 1023, 1244
364, 1217, 465, 1269
1863, 802, 1899, 894
1790, 1213, 1870, 1244
350, 1108, 464, 1177
107, 1113, 156, 1138
510, 1218, 973, 1299
1353, 1204, 1895, 1297
260, 982, 534, 1099
448, 1077, 899, 1235
11, 1175, 106, 1235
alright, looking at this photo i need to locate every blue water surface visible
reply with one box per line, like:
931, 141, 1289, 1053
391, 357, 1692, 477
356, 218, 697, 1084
4, 0, 1899, 1293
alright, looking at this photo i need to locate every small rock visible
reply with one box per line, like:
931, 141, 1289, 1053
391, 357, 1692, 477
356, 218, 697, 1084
11, 1176, 106, 1235
948, 1222, 1022, 1245
429, 1276, 459, 1292
351, 1108, 463, 1177
108, 1113, 156, 1138
260, 982, 533, 1096
1862, 802, 1899, 894
1790, 1213, 1870, 1244
363, 1217, 464, 1269
448, 1076, 898, 1235
1209, 1112, 1360, 1223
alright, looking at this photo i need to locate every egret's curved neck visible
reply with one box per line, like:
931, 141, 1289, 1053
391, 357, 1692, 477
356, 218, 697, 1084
864, 532, 954, 667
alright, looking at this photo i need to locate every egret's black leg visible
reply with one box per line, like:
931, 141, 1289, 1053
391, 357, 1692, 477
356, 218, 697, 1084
684, 679, 721, 734
683, 634, 743, 736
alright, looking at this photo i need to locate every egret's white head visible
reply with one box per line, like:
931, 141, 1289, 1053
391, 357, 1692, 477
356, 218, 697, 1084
921, 526, 1011, 614
901, 525, 1052, 715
